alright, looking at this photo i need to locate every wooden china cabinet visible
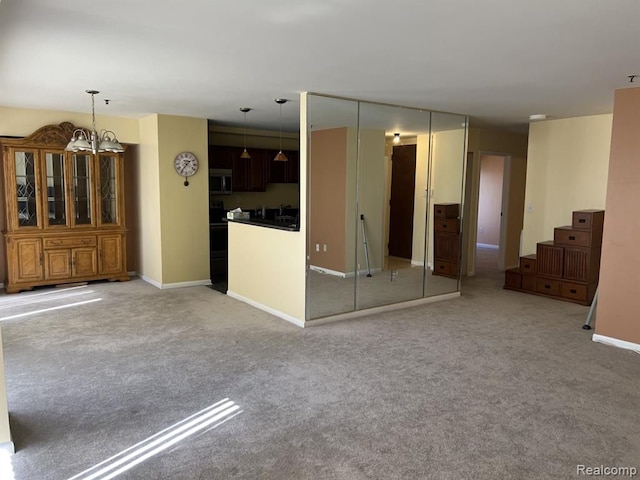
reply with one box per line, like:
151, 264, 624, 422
1, 122, 129, 293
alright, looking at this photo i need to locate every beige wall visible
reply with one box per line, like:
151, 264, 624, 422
157, 115, 209, 285
477, 155, 504, 246
356, 129, 386, 272
227, 222, 306, 321
503, 157, 527, 269
411, 134, 430, 264
427, 129, 466, 267
521, 115, 612, 255
136, 115, 163, 283
595, 87, 640, 346
0, 106, 140, 143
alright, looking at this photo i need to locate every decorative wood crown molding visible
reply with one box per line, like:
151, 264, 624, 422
1, 122, 80, 148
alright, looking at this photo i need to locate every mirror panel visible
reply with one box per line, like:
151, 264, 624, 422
306, 95, 359, 319
425, 112, 467, 296
306, 94, 467, 321
355, 103, 432, 310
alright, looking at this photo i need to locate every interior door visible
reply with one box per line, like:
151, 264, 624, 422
388, 145, 417, 259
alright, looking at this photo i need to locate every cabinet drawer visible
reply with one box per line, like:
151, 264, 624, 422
536, 277, 561, 296
433, 259, 456, 276
519, 254, 537, 274
434, 203, 459, 219
554, 227, 592, 247
44, 236, 97, 249
560, 281, 588, 302
572, 210, 604, 231
521, 274, 536, 292
505, 268, 521, 289
434, 218, 459, 233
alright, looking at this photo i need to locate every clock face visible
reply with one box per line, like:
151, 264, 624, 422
174, 152, 199, 177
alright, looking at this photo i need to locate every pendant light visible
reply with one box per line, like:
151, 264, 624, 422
274, 98, 288, 162
239, 107, 252, 159
66, 90, 124, 154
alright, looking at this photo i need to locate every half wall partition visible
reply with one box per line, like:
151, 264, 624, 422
306, 94, 467, 321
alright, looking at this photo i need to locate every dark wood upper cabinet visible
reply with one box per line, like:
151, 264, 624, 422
266, 149, 299, 184
209, 145, 299, 191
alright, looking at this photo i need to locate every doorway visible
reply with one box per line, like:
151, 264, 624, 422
476, 154, 505, 274
388, 144, 417, 260
465, 152, 527, 277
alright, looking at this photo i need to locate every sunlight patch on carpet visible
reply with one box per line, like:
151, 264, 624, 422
67, 399, 242, 480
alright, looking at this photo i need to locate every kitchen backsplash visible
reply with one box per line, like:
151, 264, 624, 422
210, 183, 299, 210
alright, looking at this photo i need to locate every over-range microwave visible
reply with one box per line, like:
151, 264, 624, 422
210, 168, 232, 194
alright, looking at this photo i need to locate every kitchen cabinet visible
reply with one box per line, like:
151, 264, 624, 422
1, 122, 129, 293
209, 145, 268, 192
267, 149, 299, 184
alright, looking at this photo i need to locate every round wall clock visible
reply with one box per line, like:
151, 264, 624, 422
174, 151, 199, 186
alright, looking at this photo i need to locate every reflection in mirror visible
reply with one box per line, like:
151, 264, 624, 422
425, 112, 467, 296
306, 93, 468, 321
306, 95, 359, 319
355, 103, 432, 310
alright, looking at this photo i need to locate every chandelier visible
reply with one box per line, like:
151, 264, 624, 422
65, 90, 124, 154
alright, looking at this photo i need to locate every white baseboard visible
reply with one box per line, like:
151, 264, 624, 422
0, 283, 4, 290
592, 334, 640, 354
127, 271, 137, 277
226, 290, 305, 328
410, 260, 434, 270
306, 291, 461, 327
309, 265, 382, 278
140, 275, 211, 290
309, 265, 346, 278
476, 243, 499, 250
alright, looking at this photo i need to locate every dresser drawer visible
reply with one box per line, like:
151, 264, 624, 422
560, 281, 588, 302
434, 203, 459, 219
521, 274, 536, 292
553, 226, 592, 247
572, 210, 604, 231
519, 254, 537, 274
505, 269, 521, 289
536, 277, 561, 296
43, 236, 97, 249
433, 259, 457, 276
434, 218, 459, 233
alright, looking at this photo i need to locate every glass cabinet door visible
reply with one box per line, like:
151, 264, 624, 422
98, 154, 120, 225
44, 151, 67, 227
72, 153, 94, 226
14, 149, 39, 228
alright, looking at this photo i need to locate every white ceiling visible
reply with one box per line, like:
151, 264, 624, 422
0, 0, 638, 133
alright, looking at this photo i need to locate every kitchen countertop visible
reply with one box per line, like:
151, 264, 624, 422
227, 217, 299, 231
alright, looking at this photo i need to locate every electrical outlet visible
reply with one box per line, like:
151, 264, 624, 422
478, 226, 484, 233
527, 203, 535, 212
315, 244, 320, 252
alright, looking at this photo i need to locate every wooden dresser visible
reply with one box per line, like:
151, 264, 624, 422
504, 209, 603, 305
1, 122, 129, 293
433, 203, 461, 278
